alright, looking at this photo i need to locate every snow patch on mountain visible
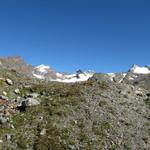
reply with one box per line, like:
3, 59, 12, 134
130, 65, 150, 74
35, 64, 50, 74
55, 72, 94, 83
66, 74, 77, 78
32, 73, 44, 79
56, 72, 63, 78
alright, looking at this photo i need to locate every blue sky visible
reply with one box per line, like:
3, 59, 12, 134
0, 0, 149, 73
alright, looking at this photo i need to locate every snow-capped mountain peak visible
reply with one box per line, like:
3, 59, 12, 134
35, 64, 50, 74
55, 71, 94, 83
32, 64, 94, 82
129, 64, 150, 74
105, 65, 150, 84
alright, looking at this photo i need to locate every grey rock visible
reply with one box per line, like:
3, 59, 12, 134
0, 140, 3, 143
0, 116, 7, 124
68, 145, 76, 150
14, 89, 20, 94
0, 95, 8, 100
10, 124, 15, 129
0, 106, 5, 111
40, 128, 46, 135
5, 134, 11, 141
24, 98, 40, 106
2, 91, 7, 96
119, 89, 130, 97
27, 93, 39, 98
6, 79, 13, 85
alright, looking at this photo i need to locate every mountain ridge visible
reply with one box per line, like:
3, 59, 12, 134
0, 56, 149, 84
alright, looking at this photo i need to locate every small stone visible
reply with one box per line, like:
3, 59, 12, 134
0, 140, 3, 143
3, 91, 7, 96
39, 116, 44, 120
5, 110, 11, 116
40, 128, 46, 135
27, 93, 39, 98
14, 89, 20, 94
0, 116, 7, 124
119, 89, 132, 98
0, 106, 5, 111
74, 120, 77, 124
23, 98, 40, 107
135, 90, 144, 96
5, 134, 11, 141
11, 124, 15, 129
6, 79, 13, 85
119, 90, 128, 96
16, 96, 21, 101
68, 145, 76, 150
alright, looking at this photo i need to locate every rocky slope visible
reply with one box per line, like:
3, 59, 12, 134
93, 65, 150, 91
0, 57, 150, 150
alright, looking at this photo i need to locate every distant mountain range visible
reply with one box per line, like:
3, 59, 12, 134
0, 56, 149, 85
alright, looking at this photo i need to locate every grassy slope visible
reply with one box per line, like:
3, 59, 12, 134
0, 68, 150, 150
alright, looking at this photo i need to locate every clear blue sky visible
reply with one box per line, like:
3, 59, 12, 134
0, 0, 149, 73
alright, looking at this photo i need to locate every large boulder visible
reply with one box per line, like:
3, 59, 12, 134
23, 98, 40, 107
